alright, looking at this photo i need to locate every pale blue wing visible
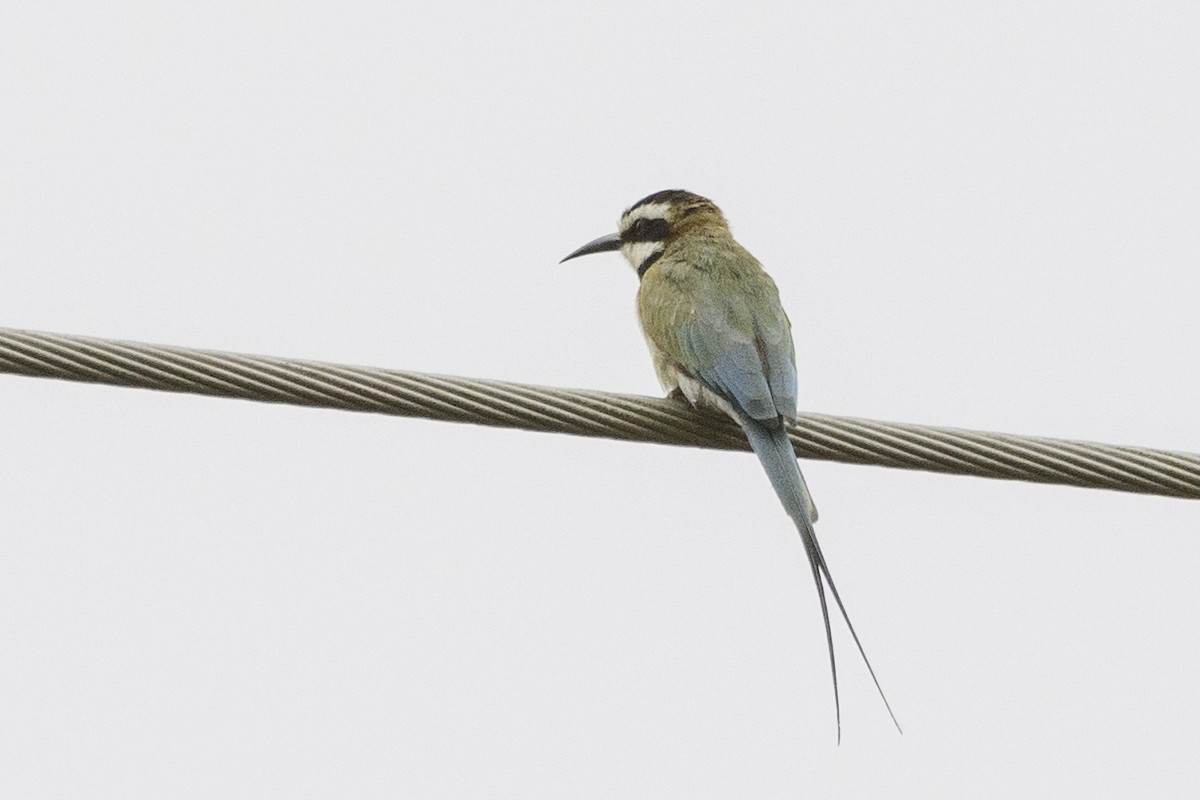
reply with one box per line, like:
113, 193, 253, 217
675, 289, 797, 422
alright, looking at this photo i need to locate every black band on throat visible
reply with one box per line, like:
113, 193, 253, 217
637, 251, 663, 279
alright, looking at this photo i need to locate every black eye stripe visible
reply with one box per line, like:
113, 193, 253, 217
623, 217, 670, 243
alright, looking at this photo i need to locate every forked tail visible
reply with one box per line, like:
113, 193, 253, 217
738, 414, 901, 742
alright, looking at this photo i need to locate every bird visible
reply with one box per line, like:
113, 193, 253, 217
561, 190, 899, 741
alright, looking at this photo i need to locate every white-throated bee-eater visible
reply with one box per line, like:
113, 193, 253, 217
562, 190, 900, 741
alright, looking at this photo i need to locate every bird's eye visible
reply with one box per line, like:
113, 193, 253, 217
624, 217, 670, 243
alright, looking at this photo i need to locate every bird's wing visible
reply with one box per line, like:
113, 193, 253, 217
671, 279, 798, 423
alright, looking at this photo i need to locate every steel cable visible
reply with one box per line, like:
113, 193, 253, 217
2, 326, 1197, 499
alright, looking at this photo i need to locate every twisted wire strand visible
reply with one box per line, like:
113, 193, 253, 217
2, 326, 1197, 499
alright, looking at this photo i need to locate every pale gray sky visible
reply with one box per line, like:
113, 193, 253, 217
3, 2, 1199, 797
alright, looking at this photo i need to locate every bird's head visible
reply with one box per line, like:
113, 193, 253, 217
561, 190, 729, 277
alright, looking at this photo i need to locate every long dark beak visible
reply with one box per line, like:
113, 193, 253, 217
560, 232, 622, 263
